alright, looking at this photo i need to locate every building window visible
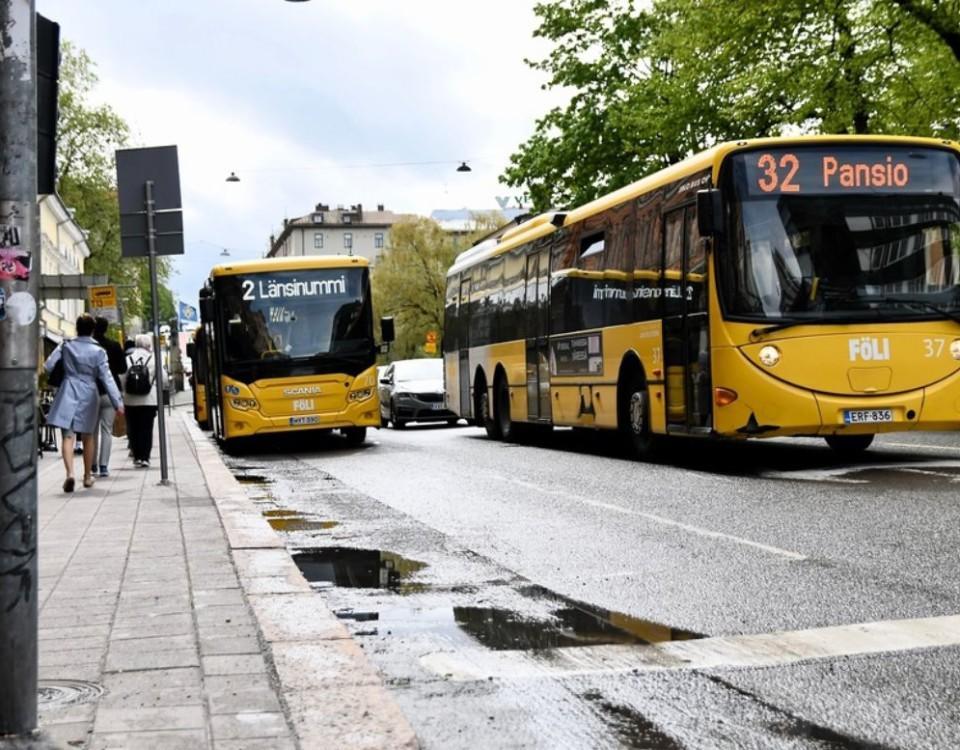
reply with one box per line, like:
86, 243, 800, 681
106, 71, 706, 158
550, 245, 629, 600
312, 213, 324, 223
314, 232, 324, 249
375, 232, 384, 249
343, 215, 352, 224
344, 232, 353, 250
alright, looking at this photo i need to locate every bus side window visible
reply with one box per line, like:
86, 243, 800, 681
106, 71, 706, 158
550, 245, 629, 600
663, 210, 685, 316
443, 276, 458, 353
634, 198, 660, 321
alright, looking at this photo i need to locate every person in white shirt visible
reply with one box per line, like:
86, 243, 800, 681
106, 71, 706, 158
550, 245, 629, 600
122, 334, 168, 468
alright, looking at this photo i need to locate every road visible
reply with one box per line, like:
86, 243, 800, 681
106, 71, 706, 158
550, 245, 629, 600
225, 425, 960, 749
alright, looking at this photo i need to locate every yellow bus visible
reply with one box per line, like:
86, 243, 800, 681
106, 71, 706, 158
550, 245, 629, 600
443, 135, 960, 456
197, 255, 392, 450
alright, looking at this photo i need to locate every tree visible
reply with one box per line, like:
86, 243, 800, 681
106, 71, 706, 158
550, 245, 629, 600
372, 213, 506, 360
56, 42, 173, 323
503, 0, 960, 211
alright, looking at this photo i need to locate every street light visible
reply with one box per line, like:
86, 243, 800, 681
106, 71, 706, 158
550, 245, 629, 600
456, 161, 472, 173
225, 171, 240, 183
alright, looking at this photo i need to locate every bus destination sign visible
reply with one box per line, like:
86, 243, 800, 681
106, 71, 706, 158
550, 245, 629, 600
733, 147, 960, 197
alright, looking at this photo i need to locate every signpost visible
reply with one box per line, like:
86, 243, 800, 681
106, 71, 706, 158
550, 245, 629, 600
89, 284, 118, 323
116, 146, 185, 485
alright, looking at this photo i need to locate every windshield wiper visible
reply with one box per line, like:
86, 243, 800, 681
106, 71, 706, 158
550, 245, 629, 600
875, 296, 960, 326
749, 315, 868, 341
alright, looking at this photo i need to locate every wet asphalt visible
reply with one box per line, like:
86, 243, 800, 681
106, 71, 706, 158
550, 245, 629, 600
224, 425, 960, 749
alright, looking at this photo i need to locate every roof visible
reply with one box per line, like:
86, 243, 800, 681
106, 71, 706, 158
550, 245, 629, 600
210, 254, 369, 278
448, 134, 960, 277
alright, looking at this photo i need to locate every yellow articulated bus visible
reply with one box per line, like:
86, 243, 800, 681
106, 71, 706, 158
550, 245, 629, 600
197, 255, 391, 450
443, 135, 960, 457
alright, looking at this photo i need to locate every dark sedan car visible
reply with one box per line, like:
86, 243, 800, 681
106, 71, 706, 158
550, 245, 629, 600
378, 358, 459, 429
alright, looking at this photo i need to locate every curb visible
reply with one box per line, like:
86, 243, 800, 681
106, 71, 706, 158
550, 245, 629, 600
182, 414, 419, 750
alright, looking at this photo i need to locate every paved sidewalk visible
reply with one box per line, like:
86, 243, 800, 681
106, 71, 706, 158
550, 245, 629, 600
25, 404, 417, 749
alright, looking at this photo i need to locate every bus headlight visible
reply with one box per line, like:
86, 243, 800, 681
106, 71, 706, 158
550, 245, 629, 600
348, 388, 373, 402
952, 339, 960, 360
230, 397, 259, 410
758, 345, 781, 367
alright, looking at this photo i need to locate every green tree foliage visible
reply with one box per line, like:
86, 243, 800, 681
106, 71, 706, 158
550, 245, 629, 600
503, 0, 960, 211
56, 42, 173, 323
372, 213, 506, 360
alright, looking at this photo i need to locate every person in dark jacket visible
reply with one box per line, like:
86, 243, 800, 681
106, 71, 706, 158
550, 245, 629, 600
93, 317, 127, 477
43, 314, 124, 492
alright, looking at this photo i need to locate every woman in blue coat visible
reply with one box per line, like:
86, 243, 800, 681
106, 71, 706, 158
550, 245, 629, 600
44, 314, 124, 492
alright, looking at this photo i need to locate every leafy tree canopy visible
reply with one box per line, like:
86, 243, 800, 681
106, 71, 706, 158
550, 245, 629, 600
56, 42, 173, 325
503, 0, 960, 211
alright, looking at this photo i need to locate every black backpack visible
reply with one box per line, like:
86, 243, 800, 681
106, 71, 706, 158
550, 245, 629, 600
125, 354, 153, 395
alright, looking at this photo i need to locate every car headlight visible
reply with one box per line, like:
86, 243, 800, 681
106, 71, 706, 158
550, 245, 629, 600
230, 397, 259, 410
758, 345, 781, 367
348, 388, 373, 402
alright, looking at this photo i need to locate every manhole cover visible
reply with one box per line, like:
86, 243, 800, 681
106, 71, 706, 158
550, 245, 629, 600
38, 680, 103, 709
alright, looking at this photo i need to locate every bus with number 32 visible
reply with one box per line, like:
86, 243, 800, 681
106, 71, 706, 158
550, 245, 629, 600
443, 135, 960, 456
195, 255, 393, 450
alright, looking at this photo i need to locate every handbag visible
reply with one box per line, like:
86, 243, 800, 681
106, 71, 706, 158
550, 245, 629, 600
112, 409, 127, 438
48, 358, 64, 388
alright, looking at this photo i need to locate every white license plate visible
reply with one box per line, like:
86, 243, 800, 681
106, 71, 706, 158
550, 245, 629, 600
289, 415, 320, 425
843, 408, 893, 424
430, 402, 445, 410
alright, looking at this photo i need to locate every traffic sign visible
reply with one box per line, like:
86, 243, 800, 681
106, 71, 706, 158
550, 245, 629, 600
424, 342, 437, 354
425, 330, 437, 344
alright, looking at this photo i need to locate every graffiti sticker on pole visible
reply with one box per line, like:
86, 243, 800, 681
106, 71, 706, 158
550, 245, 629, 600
0, 223, 30, 281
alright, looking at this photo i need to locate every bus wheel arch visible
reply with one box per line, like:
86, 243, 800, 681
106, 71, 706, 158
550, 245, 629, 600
474, 366, 500, 439
617, 354, 657, 460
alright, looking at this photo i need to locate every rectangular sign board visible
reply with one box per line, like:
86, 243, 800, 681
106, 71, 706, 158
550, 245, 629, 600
116, 145, 185, 257
89, 284, 118, 322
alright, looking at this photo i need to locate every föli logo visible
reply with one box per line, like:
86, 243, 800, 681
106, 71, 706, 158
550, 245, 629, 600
848, 337, 890, 362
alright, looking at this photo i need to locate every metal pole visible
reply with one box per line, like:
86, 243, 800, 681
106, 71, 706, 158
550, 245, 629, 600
0, 0, 38, 735
145, 181, 169, 484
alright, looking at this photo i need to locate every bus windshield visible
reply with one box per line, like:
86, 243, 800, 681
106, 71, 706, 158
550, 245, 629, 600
216, 267, 373, 363
720, 146, 960, 323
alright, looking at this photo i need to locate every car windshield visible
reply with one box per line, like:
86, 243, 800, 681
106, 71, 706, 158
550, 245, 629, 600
216, 268, 373, 363
394, 359, 442, 382
720, 146, 960, 322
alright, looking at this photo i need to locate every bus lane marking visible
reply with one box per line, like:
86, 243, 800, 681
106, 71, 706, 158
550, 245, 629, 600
421, 613, 960, 682
491, 474, 806, 561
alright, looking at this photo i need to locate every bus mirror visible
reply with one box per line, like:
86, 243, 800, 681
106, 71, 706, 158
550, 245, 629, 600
186, 342, 196, 359
696, 189, 724, 237
199, 297, 214, 323
380, 316, 395, 343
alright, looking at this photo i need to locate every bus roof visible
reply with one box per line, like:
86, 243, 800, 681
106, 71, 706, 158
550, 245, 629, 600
447, 134, 960, 278
209, 254, 370, 278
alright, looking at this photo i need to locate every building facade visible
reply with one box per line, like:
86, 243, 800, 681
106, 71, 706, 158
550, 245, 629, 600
268, 203, 407, 265
38, 193, 90, 349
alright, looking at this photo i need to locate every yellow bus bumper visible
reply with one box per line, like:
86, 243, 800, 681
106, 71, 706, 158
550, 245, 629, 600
222, 398, 380, 439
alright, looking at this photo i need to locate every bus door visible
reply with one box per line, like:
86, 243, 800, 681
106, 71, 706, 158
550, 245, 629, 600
662, 206, 711, 431
458, 276, 472, 419
524, 243, 552, 421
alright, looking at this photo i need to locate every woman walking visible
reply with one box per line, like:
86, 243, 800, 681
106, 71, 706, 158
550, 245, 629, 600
43, 314, 124, 492
123, 334, 167, 468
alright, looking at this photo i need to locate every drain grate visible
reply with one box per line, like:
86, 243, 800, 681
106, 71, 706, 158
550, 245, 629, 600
38, 679, 104, 709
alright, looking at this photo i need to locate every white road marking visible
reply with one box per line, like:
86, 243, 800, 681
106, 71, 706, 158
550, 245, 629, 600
421, 613, 960, 682
492, 474, 806, 561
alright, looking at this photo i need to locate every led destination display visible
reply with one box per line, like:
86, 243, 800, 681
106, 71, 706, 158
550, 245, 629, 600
731, 146, 960, 197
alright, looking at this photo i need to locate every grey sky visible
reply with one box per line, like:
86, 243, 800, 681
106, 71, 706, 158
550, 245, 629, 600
36, 0, 560, 309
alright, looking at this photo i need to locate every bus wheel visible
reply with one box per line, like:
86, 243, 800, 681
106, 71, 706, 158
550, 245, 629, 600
495, 375, 516, 441
620, 376, 656, 460
479, 381, 501, 439
825, 434, 874, 455
342, 427, 367, 446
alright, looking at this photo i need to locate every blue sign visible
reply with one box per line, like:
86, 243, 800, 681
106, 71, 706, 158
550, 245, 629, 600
178, 300, 198, 323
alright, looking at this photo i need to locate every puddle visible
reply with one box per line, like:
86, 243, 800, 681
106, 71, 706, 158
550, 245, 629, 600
292, 547, 427, 591
837, 465, 960, 488
587, 697, 684, 750
262, 509, 339, 532
235, 473, 271, 484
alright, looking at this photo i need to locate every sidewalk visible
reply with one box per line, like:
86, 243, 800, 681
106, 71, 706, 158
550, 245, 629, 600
28, 402, 417, 749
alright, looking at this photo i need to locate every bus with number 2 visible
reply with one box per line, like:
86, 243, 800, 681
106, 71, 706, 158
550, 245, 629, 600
196, 255, 393, 450
443, 135, 960, 457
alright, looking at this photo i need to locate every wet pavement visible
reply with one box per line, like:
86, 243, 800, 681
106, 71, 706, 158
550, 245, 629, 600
225, 426, 960, 749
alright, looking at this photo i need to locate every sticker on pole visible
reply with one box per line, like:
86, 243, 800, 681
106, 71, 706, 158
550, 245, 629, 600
0, 224, 30, 281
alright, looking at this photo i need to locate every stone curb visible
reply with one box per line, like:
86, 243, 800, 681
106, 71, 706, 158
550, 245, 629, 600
181, 415, 419, 750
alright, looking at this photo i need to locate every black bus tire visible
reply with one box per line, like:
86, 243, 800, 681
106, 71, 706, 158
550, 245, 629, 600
495, 375, 516, 442
619, 373, 657, 460
479, 379, 501, 439
825, 434, 874, 455
342, 427, 367, 446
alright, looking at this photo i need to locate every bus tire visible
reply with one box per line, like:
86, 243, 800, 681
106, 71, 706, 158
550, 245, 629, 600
342, 427, 367, 446
825, 434, 874, 455
495, 374, 516, 442
477, 375, 501, 439
619, 372, 657, 460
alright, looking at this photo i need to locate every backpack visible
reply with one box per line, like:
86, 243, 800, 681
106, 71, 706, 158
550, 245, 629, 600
125, 354, 153, 396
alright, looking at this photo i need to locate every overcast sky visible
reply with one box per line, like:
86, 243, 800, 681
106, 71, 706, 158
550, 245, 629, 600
36, 0, 562, 309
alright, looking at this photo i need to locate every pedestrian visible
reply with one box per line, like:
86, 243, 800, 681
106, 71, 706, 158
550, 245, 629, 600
92, 316, 127, 477
123, 333, 167, 468
43, 313, 124, 492
123, 338, 135, 456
